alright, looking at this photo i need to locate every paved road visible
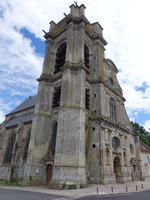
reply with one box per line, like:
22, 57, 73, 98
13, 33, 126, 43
1, 188, 150, 200
0, 188, 71, 200
76, 190, 150, 200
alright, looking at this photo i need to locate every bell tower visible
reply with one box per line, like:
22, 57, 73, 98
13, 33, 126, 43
23, 3, 107, 188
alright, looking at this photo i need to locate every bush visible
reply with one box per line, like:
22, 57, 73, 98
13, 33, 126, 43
5, 181, 19, 186
68, 184, 76, 189
80, 183, 84, 189
29, 176, 33, 182
62, 182, 66, 189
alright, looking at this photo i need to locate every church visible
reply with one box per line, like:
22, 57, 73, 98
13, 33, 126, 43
0, 4, 142, 188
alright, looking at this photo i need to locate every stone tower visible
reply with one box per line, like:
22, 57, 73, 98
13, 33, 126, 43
23, 3, 142, 187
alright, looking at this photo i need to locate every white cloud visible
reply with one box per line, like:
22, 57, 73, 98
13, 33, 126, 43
143, 120, 150, 132
0, 97, 21, 123
0, 0, 44, 120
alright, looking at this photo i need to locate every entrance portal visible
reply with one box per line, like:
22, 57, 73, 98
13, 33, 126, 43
46, 164, 53, 185
130, 158, 138, 181
133, 165, 137, 181
114, 156, 121, 183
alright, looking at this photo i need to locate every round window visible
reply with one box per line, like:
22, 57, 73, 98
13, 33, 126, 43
112, 137, 120, 151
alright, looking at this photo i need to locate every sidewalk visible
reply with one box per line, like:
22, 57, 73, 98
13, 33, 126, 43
0, 181, 150, 198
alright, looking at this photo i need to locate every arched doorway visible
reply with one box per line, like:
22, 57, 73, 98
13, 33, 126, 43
133, 165, 137, 181
114, 156, 121, 183
130, 158, 138, 181
46, 164, 53, 185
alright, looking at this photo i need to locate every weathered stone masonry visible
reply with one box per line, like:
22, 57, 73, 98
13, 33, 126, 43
0, 4, 142, 187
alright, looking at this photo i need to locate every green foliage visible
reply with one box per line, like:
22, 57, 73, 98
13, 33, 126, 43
29, 176, 33, 181
79, 183, 84, 189
133, 122, 150, 146
87, 176, 90, 184
68, 184, 76, 189
5, 181, 19, 186
62, 182, 66, 189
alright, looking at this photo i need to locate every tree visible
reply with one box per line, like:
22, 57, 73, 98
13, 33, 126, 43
133, 122, 150, 146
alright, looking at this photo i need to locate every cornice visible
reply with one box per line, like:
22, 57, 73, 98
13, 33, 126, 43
37, 73, 62, 83
61, 61, 88, 74
88, 114, 132, 134
66, 14, 89, 25
86, 76, 125, 102
85, 28, 107, 46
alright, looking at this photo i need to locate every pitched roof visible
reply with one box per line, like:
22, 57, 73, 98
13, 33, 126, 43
140, 141, 150, 153
4, 112, 34, 128
6, 95, 37, 116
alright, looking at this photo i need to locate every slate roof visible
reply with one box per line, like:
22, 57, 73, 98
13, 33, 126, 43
4, 112, 34, 128
140, 141, 150, 153
6, 95, 37, 116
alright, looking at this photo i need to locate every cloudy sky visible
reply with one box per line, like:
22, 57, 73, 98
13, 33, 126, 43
0, 0, 150, 130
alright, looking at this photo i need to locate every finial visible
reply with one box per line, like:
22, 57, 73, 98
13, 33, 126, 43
42, 29, 47, 34
74, 1, 78, 6
64, 13, 67, 17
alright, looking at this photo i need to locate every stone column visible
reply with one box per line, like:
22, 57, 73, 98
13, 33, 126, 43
99, 126, 105, 183
92, 41, 105, 81
42, 38, 54, 75
66, 23, 74, 63
50, 69, 86, 188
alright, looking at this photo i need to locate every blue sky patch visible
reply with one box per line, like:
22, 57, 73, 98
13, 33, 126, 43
20, 28, 45, 56
135, 82, 148, 93
134, 111, 150, 127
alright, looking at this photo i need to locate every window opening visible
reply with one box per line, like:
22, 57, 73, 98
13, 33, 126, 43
109, 97, 116, 121
4, 133, 16, 163
52, 122, 57, 156
84, 44, 90, 71
129, 144, 134, 154
106, 147, 110, 164
52, 86, 61, 108
85, 88, 90, 110
54, 43, 66, 73
109, 78, 114, 87
124, 151, 127, 166
112, 137, 120, 151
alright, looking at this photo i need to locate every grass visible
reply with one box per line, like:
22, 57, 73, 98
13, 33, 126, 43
4, 181, 20, 186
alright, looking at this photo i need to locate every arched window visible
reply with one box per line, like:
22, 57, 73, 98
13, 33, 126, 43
23, 131, 31, 161
51, 122, 57, 156
112, 137, 120, 151
4, 133, 16, 163
124, 151, 127, 166
54, 42, 66, 73
85, 88, 90, 110
84, 44, 90, 70
109, 97, 116, 121
106, 147, 110, 164
52, 86, 61, 108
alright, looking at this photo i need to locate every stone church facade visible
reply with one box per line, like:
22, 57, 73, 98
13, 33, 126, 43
0, 4, 142, 187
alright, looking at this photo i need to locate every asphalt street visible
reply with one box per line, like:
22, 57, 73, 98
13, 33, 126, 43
0, 188, 71, 200
76, 190, 150, 200
1, 188, 150, 200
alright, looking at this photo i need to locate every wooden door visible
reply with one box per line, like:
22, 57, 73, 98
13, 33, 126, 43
114, 156, 121, 183
46, 164, 53, 185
